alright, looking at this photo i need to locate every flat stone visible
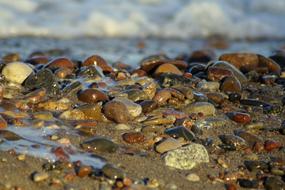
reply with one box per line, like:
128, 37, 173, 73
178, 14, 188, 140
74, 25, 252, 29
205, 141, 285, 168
164, 143, 209, 170
113, 97, 142, 118
155, 138, 183, 154
186, 173, 200, 182
183, 102, 216, 116
32, 172, 49, 182
81, 136, 118, 153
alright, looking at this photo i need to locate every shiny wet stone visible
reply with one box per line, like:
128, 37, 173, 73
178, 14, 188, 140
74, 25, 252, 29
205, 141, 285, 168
165, 126, 196, 141
81, 137, 118, 153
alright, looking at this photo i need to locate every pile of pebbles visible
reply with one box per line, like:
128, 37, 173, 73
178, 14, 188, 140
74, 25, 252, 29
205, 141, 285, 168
0, 49, 284, 190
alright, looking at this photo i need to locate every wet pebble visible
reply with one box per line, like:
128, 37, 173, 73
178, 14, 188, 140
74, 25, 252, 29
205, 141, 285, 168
197, 80, 220, 92
154, 63, 183, 76
238, 179, 259, 189
77, 165, 92, 178
78, 89, 109, 104
103, 100, 131, 123
102, 164, 125, 180
228, 112, 251, 124
220, 76, 242, 94
2, 62, 33, 84
186, 173, 200, 182
47, 57, 75, 70
164, 143, 209, 170
81, 136, 118, 153
82, 55, 113, 73
113, 97, 142, 118
207, 66, 233, 81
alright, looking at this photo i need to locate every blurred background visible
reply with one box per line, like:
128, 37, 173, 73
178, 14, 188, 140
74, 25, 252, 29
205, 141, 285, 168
1, 0, 285, 40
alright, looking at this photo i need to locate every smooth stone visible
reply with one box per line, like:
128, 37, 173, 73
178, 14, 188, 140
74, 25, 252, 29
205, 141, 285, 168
2, 62, 33, 84
154, 63, 183, 76
233, 130, 261, 147
59, 109, 86, 120
113, 97, 142, 118
197, 80, 220, 92
165, 126, 196, 141
78, 89, 109, 104
140, 54, 168, 72
228, 112, 251, 124
0, 115, 7, 129
186, 173, 200, 182
207, 66, 233, 81
102, 164, 125, 180
220, 76, 242, 94
140, 100, 158, 113
81, 137, 118, 153
188, 49, 215, 63
212, 61, 248, 82
164, 143, 209, 170
219, 134, 248, 150
32, 172, 49, 182
46, 57, 75, 70
244, 160, 269, 172
183, 102, 216, 116
0, 130, 22, 141
126, 89, 149, 102
82, 55, 113, 73
103, 100, 131, 123
238, 179, 259, 188
78, 103, 107, 122
155, 138, 183, 154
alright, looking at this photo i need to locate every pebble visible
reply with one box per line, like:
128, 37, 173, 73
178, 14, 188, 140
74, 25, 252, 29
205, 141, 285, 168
81, 136, 118, 153
82, 55, 113, 73
164, 143, 209, 170
77, 103, 107, 121
154, 63, 183, 76
165, 126, 196, 141
113, 97, 142, 118
264, 176, 285, 190
183, 102, 216, 116
186, 173, 200, 182
264, 140, 282, 152
77, 165, 92, 177
32, 172, 49, 182
140, 100, 158, 113
219, 134, 248, 150
244, 160, 269, 172
220, 76, 242, 94
0, 115, 7, 129
103, 100, 131, 123
78, 89, 109, 103
2, 62, 33, 84
102, 164, 125, 180
47, 57, 75, 70
207, 66, 233, 81
188, 49, 214, 63
155, 138, 184, 154
197, 80, 220, 92
238, 179, 259, 188
228, 112, 251, 124
114, 123, 131, 130
122, 132, 145, 144
212, 61, 248, 82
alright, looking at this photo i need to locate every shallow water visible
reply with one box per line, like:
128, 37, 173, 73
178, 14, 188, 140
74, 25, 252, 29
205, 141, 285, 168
0, 37, 284, 67
1, 0, 285, 39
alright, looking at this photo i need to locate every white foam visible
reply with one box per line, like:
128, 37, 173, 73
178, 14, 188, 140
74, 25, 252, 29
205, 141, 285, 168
0, 0, 285, 39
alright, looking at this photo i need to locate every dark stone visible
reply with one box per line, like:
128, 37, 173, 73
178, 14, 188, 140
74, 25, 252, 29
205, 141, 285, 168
238, 179, 259, 188
165, 126, 196, 141
81, 137, 118, 153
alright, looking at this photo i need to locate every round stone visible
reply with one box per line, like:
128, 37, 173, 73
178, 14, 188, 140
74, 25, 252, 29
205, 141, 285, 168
78, 89, 109, 104
155, 138, 183, 154
2, 62, 33, 84
103, 100, 131, 123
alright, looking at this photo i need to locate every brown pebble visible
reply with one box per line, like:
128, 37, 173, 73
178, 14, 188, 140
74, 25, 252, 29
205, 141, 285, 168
55, 68, 73, 79
103, 101, 131, 123
207, 67, 233, 81
77, 165, 92, 177
47, 57, 75, 70
220, 76, 242, 94
225, 183, 237, 190
188, 49, 215, 63
78, 89, 109, 104
154, 63, 183, 76
264, 140, 282, 152
26, 56, 49, 65
82, 55, 113, 73
122, 132, 145, 144
230, 112, 251, 124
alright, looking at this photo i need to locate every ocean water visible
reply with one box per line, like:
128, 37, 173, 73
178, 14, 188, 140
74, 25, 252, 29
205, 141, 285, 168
0, 0, 285, 39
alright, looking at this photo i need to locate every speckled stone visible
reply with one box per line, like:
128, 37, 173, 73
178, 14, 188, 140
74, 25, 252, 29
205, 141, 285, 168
164, 143, 209, 170
2, 62, 33, 84
183, 102, 216, 116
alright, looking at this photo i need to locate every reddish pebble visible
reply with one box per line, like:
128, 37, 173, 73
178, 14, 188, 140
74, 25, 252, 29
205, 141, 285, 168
82, 55, 113, 73
225, 183, 237, 190
77, 165, 92, 177
78, 89, 109, 104
122, 132, 145, 144
0, 115, 7, 129
231, 112, 251, 124
131, 69, 147, 77
183, 72, 193, 79
47, 57, 75, 70
52, 147, 70, 161
207, 67, 233, 81
154, 63, 183, 76
103, 101, 131, 123
264, 140, 282, 152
